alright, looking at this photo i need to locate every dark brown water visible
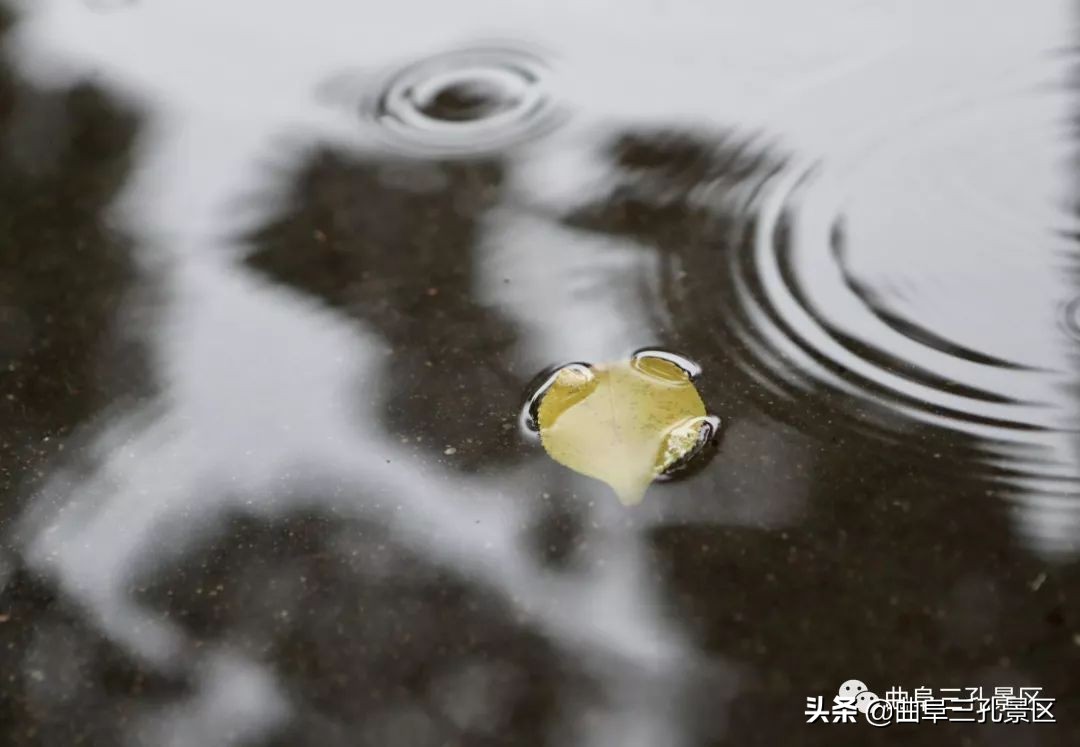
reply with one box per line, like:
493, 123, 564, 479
1, 1, 1079, 745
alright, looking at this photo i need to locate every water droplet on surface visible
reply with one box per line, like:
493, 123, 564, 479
631, 348, 702, 381
520, 362, 593, 436
368, 46, 560, 154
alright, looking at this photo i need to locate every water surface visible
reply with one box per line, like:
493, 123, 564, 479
1, 1, 1079, 745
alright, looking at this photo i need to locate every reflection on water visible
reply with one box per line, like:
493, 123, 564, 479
2, 0, 1080, 744
0, 7, 149, 523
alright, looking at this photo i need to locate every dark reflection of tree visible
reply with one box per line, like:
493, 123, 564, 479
222, 103, 1080, 743
0, 7, 178, 745
135, 510, 593, 747
651, 442, 1080, 746
0, 8, 150, 523
246, 153, 526, 471
568, 128, 1080, 746
0, 568, 190, 745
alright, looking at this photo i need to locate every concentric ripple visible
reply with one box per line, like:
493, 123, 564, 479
646, 100, 1080, 556
366, 46, 560, 154
727, 163, 1080, 555
727, 162, 1071, 440
1059, 296, 1080, 343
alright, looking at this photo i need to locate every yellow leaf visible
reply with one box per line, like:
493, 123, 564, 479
536, 354, 714, 505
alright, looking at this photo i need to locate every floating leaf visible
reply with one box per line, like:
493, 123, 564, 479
536, 354, 715, 505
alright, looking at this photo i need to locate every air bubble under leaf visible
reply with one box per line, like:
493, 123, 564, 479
535, 355, 716, 505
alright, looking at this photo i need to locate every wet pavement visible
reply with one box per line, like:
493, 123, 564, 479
0, 1, 1079, 745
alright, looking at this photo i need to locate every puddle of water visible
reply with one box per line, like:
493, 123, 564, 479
1, 0, 1080, 745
